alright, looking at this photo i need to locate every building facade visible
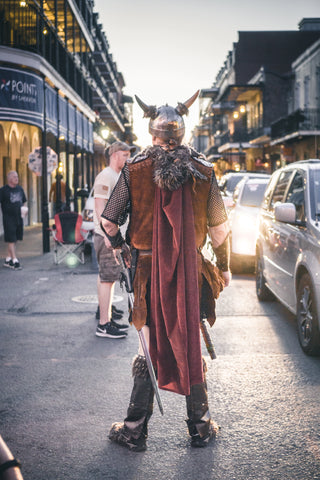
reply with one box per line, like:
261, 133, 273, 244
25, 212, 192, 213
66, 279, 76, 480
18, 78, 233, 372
0, 0, 134, 248
271, 37, 320, 162
193, 18, 320, 178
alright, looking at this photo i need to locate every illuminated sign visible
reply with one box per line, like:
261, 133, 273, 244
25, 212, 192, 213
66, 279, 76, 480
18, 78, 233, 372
0, 66, 44, 128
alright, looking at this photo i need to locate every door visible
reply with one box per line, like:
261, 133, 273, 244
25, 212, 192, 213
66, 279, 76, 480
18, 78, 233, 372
262, 169, 294, 297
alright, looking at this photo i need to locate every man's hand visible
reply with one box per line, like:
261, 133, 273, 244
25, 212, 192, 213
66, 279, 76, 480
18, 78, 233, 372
222, 270, 232, 287
120, 243, 131, 268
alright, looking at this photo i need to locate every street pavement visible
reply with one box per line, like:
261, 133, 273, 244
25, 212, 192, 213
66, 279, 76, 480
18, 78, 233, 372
1, 226, 320, 480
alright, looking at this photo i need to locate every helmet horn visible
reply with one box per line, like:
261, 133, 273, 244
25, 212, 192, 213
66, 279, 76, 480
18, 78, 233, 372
176, 90, 200, 116
135, 95, 158, 119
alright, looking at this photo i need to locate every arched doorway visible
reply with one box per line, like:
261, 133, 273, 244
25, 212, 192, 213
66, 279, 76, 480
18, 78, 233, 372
21, 134, 31, 224
9, 126, 19, 174
0, 124, 6, 184
0, 124, 6, 237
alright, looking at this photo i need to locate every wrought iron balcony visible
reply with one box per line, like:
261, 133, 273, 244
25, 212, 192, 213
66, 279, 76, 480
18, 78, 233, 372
0, 0, 126, 131
271, 108, 320, 139
216, 128, 250, 145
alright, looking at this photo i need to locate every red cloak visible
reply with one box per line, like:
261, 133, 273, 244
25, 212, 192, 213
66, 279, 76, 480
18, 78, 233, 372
150, 182, 203, 396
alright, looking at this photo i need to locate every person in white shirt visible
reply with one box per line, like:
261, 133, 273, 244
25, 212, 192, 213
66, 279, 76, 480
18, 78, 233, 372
93, 141, 135, 339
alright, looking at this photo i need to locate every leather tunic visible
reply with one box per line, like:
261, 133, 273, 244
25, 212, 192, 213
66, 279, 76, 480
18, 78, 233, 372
127, 157, 212, 250
127, 155, 224, 329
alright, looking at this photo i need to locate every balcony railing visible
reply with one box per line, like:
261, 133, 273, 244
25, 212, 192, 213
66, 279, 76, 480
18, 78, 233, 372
0, 0, 125, 129
0, 1, 92, 105
216, 128, 250, 145
271, 108, 320, 139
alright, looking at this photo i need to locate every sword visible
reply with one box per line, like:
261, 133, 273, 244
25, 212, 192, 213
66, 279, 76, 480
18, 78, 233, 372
118, 250, 164, 416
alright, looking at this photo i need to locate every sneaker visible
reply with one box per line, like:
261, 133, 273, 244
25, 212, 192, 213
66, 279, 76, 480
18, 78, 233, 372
112, 305, 124, 315
3, 259, 14, 269
112, 310, 123, 320
111, 319, 129, 331
96, 322, 127, 339
95, 306, 125, 322
13, 261, 22, 270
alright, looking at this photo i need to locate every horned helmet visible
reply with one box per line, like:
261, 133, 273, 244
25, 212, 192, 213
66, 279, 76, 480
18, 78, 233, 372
135, 90, 199, 146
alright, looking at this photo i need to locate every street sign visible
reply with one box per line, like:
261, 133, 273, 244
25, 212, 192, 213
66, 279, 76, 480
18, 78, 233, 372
28, 146, 58, 176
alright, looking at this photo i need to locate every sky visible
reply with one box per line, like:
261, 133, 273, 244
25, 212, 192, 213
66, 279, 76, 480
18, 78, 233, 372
93, 0, 320, 147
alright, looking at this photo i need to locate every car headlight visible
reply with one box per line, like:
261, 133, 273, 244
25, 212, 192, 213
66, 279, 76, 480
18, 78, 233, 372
230, 211, 260, 255
233, 212, 257, 230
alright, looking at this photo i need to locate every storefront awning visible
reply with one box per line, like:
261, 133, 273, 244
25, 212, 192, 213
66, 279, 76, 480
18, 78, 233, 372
0, 66, 44, 129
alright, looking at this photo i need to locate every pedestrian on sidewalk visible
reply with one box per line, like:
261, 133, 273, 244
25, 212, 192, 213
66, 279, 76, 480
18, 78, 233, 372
49, 174, 68, 215
93, 141, 135, 339
0, 171, 27, 270
100, 91, 231, 451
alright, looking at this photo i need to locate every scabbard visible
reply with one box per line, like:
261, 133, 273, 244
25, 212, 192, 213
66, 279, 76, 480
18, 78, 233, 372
138, 329, 164, 415
119, 251, 164, 415
200, 319, 217, 360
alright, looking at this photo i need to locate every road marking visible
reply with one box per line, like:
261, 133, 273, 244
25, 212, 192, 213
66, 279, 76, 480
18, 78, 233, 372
71, 294, 123, 304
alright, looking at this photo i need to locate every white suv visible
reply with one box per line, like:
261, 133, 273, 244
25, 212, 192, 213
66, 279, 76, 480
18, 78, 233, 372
256, 160, 320, 355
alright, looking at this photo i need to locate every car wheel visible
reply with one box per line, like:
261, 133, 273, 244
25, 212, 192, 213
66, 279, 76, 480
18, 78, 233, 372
255, 251, 273, 301
297, 274, 320, 356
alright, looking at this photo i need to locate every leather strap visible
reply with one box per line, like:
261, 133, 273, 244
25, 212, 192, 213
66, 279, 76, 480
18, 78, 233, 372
0, 459, 21, 474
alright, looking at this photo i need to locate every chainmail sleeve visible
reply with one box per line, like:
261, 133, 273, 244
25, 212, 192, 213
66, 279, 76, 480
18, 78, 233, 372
207, 170, 228, 226
101, 164, 130, 225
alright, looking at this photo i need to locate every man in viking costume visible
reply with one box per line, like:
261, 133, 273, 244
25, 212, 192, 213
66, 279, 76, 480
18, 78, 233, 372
100, 90, 231, 451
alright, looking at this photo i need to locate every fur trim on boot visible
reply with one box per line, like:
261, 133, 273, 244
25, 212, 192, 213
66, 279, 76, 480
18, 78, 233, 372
108, 422, 147, 452
188, 418, 220, 448
186, 364, 220, 448
108, 356, 154, 452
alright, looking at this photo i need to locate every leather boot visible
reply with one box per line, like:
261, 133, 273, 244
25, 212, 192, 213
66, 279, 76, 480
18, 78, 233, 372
108, 355, 154, 452
186, 358, 219, 447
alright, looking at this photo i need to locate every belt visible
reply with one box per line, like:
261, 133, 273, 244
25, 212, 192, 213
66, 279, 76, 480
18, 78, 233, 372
138, 249, 152, 256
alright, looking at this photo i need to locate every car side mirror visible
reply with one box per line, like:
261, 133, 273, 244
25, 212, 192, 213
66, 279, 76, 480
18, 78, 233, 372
274, 202, 296, 224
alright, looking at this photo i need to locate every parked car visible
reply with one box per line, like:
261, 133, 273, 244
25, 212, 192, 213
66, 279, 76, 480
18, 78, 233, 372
228, 175, 270, 272
255, 159, 320, 355
219, 171, 270, 209
219, 171, 247, 196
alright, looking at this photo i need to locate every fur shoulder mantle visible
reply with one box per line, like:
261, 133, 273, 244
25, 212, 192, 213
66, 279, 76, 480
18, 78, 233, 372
128, 145, 210, 191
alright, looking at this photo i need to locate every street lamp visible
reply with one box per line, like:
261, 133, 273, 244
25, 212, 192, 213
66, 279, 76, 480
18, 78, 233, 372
101, 128, 110, 140
57, 161, 64, 174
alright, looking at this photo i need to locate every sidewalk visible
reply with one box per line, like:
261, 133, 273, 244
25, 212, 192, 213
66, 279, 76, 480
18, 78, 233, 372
0, 222, 102, 316
0, 223, 45, 259
0, 222, 98, 269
